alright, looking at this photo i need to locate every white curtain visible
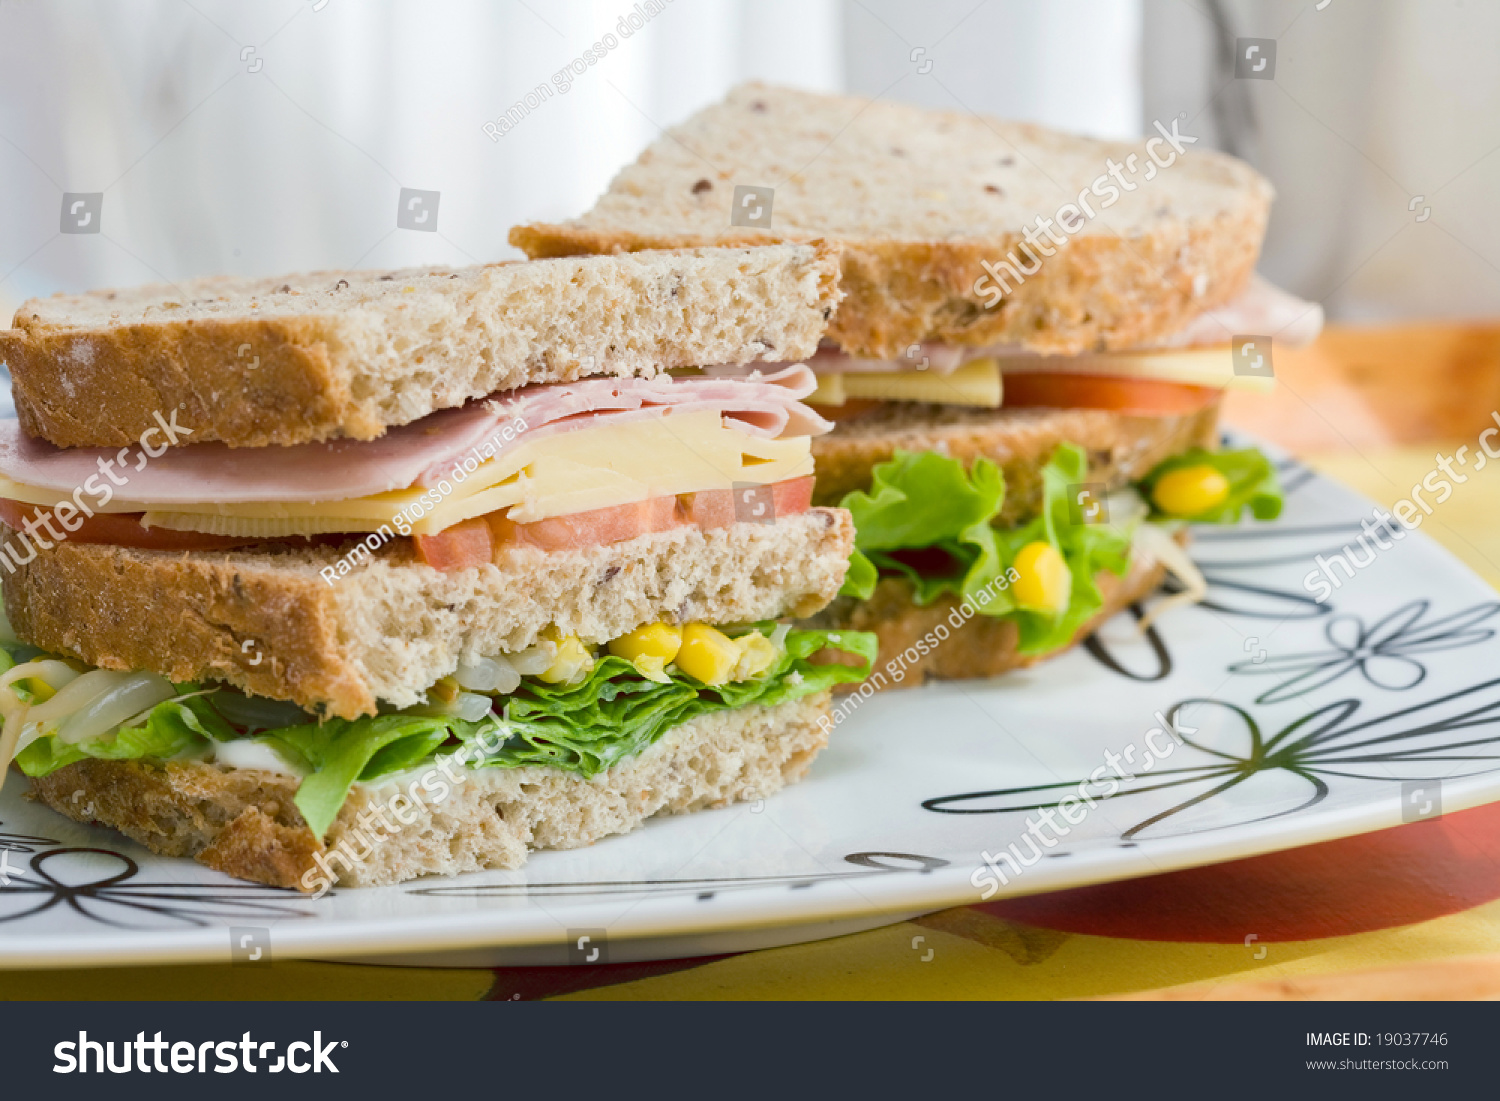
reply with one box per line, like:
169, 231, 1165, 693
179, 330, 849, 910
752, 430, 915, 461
0, 0, 843, 323
8, 0, 1494, 333
843, 0, 1142, 140
1144, 0, 1500, 321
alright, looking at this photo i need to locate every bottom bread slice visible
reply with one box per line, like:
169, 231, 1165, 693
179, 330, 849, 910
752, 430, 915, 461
811, 547, 1169, 685
25, 692, 831, 890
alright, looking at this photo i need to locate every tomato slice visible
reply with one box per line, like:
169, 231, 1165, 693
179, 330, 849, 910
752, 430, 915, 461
413, 516, 494, 571
0, 499, 268, 552
678, 476, 814, 531
480, 477, 816, 558
1, 475, 818, 572
488, 495, 682, 552
1001, 372, 1220, 416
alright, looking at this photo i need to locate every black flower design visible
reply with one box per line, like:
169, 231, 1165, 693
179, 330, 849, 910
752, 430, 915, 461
1083, 603, 1174, 682
923, 677, 1500, 840
0, 848, 312, 928
1162, 520, 1395, 620
407, 851, 949, 902
0, 821, 59, 855
1228, 600, 1500, 704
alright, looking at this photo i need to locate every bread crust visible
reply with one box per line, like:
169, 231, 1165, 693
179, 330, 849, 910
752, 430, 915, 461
812, 544, 1170, 685
810, 400, 1222, 524
25, 693, 832, 890
0, 509, 854, 718
1, 244, 843, 449
3, 316, 365, 451
513, 221, 1266, 360
510, 85, 1273, 358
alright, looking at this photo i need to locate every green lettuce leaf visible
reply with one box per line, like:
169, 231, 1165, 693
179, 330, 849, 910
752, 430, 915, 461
990, 442, 1133, 653
460, 627, 876, 774
842, 547, 879, 601
15, 696, 233, 776
9, 626, 876, 840
837, 444, 1133, 654
838, 450, 1006, 603
1139, 447, 1283, 524
273, 713, 485, 838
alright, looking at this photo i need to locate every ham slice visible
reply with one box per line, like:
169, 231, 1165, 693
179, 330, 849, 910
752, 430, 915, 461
0, 367, 831, 505
792, 277, 1324, 375
1157, 276, 1324, 349
797, 342, 970, 375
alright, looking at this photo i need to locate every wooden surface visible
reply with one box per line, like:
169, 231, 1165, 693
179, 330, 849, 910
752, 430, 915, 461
1223, 323, 1500, 453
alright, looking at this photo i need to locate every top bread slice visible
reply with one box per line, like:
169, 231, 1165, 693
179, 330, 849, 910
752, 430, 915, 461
512, 83, 1273, 359
0, 243, 842, 450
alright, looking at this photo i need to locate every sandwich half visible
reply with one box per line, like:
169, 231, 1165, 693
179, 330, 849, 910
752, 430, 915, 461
514, 84, 1321, 682
0, 245, 876, 890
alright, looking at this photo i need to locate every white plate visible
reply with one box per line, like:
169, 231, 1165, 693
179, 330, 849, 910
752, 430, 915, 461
4, 449, 1500, 969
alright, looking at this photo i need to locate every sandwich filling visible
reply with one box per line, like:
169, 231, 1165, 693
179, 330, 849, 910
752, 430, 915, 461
0, 366, 831, 572
0, 364, 878, 839
802, 279, 1307, 651
799, 278, 1321, 414
0, 610, 876, 838
838, 444, 1283, 655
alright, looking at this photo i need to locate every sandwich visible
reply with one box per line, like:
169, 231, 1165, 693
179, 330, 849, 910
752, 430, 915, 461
0, 244, 878, 891
512, 84, 1322, 682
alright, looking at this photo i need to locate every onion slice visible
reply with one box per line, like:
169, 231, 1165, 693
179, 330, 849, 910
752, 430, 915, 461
0, 658, 86, 794
454, 654, 522, 695
507, 643, 556, 676
411, 690, 496, 722
53, 671, 176, 745
1133, 522, 1208, 632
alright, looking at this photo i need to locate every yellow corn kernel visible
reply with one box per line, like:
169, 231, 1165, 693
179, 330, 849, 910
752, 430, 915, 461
1012, 541, 1071, 615
429, 675, 460, 704
675, 623, 741, 686
631, 654, 672, 684
538, 634, 594, 685
1152, 464, 1231, 517
733, 631, 778, 680
20, 678, 55, 703
608, 622, 683, 666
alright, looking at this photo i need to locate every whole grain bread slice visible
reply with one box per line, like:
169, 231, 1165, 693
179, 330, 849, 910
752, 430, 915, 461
1, 509, 853, 719
811, 401, 1222, 523
0, 243, 842, 449
27, 692, 831, 890
512, 83, 1272, 359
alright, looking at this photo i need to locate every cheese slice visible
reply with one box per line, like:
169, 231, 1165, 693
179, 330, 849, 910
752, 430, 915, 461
808, 358, 1004, 407
0, 411, 814, 538
996, 347, 1275, 393
804, 346, 1275, 408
